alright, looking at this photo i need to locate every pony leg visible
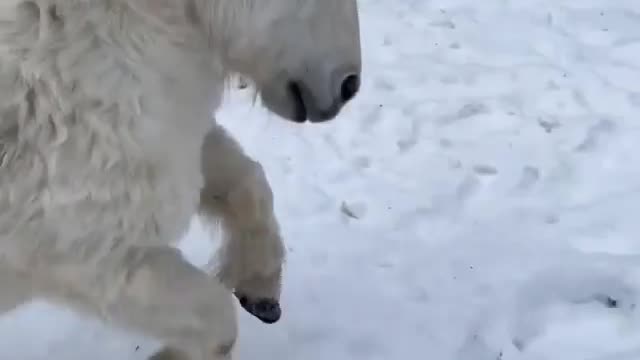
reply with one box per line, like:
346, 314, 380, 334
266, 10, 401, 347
42, 246, 238, 360
199, 124, 285, 324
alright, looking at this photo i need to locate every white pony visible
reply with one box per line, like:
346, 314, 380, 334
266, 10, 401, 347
0, 0, 361, 359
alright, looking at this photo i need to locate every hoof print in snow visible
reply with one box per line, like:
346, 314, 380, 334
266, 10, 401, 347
237, 295, 282, 324
340, 201, 366, 220
473, 165, 498, 176
544, 214, 559, 224
429, 20, 456, 29
574, 119, 615, 152
512, 338, 526, 352
515, 166, 540, 191
537, 118, 560, 133
438, 103, 489, 124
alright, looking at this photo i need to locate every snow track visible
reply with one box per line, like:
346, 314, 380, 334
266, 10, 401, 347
2, 0, 640, 359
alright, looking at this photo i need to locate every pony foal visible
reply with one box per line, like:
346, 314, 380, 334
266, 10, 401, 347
0, 0, 361, 359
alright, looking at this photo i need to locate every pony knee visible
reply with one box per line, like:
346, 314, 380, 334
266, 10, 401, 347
224, 159, 275, 225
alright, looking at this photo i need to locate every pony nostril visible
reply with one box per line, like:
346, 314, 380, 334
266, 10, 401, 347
340, 74, 360, 103
287, 81, 307, 122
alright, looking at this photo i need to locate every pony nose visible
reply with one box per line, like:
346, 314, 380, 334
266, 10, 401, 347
339, 73, 360, 103
293, 68, 361, 123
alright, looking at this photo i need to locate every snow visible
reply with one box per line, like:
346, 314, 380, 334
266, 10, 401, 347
2, 0, 640, 359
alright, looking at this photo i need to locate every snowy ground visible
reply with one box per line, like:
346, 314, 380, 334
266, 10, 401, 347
2, 0, 640, 359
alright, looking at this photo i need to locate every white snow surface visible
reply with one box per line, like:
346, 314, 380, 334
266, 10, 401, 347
2, 0, 640, 359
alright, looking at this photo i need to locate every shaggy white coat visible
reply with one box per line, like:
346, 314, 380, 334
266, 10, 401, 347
0, 0, 361, 359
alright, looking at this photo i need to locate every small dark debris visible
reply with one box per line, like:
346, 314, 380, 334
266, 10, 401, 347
135, 345, 140, 351
340, 202, 360, 219
538, 118, 560, 133
593, 294, 619, 308
605, 297, 618, 308
473, 164, 498, 175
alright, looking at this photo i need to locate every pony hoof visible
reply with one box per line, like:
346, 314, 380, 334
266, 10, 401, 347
237, 295, 281, 324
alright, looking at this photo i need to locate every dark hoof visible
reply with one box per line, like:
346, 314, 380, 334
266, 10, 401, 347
237, 295, 282, 324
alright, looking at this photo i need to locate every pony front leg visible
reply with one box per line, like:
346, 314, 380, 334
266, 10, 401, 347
39, 246, 238, 360
199, 124, 285, 324
114, 247, 237, 360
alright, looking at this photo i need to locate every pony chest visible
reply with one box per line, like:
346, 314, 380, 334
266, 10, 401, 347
118, 115, 206, 244
45, 114, 207, 249
137, 159, 203, 246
